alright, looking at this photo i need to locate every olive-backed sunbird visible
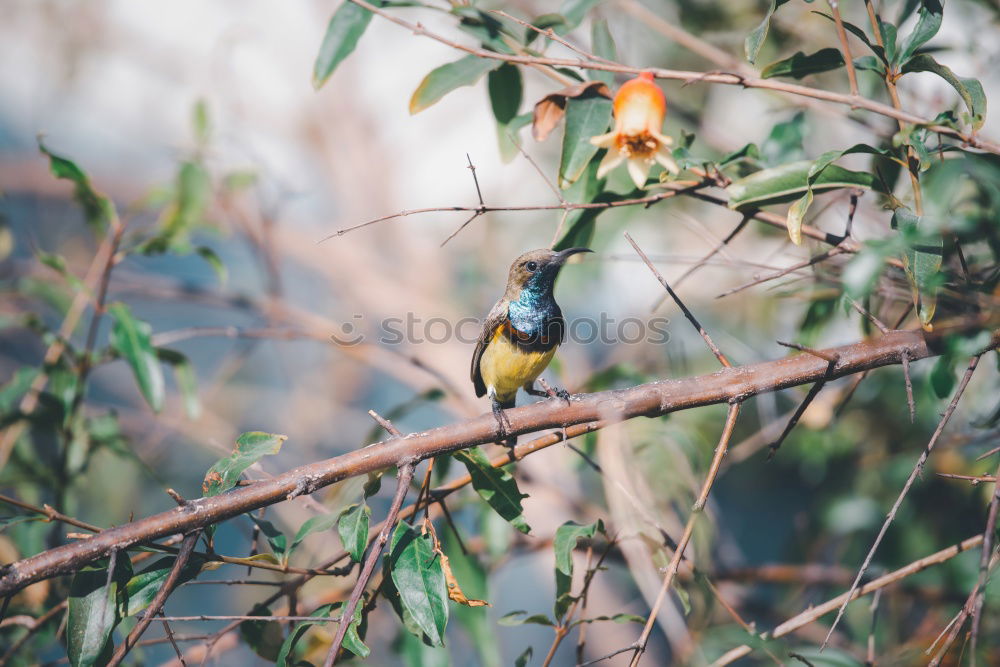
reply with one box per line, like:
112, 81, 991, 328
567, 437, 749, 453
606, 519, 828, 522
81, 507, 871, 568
470, 247, 592, 441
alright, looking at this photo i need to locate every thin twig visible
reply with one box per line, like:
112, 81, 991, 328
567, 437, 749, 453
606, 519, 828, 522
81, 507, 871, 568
718, 535, 985, 664
0, 600, 67, 665
152, 614, 342, 623
828, 0, 859, 97
440, 154, 488, 246
321, 182, 702, 240
109, 530, 201, 666
628, 402, 741, 666
490, 10, 613, 65
343, 0, 1000, 154
936, 472, 997, 485
768, 343, 840, 459
716, 246, 848, 299
626, 232, 732, 368
160, 615, 187, 666
846, 296, 891, 335
969, 458, 1000, 664
866, 589, 882, 666
901, 349, 916, 422
834, 305, 913, 416
927, 548, 1000, 666
541, 537, 617, 667
822, 354, 983, 649
323, 461, 416, 666
668, 215, 752, 294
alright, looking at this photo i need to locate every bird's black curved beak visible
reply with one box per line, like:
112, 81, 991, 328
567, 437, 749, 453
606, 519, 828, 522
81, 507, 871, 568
554, 247, 594, 263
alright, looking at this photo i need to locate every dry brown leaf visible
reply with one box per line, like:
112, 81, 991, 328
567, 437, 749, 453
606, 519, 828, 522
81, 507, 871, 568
532, 80, 611, 142
421, 516, 491, 608
440, 551, 491, 607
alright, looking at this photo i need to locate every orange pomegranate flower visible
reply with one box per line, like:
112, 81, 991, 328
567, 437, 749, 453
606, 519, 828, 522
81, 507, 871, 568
590, 72, 679, 188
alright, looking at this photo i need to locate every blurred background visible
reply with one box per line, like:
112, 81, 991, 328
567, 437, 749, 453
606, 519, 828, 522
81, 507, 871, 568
2, 0, 1000, 664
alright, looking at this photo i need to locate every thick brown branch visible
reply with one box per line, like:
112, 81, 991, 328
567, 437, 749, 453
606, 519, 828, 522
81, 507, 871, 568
0, 327, 995, 596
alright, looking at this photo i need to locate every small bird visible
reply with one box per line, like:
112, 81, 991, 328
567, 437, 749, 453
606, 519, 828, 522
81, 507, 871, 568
471, 247, 592, 444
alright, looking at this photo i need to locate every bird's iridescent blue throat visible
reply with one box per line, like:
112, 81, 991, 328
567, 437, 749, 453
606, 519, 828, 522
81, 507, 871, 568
507, 268, 561, 340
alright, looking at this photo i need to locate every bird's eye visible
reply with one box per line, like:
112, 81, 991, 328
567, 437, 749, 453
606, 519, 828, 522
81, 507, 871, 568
525, 261, 538, 272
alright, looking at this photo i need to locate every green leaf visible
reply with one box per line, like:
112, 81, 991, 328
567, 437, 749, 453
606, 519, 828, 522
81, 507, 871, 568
761, 111, 806, 166
930, 354, 957, 398
202, 431, 287, 497
67, 557, 132, 667
720, 142, 761, 168
108, 302, 165, 413
898, 0, 943, 65
0, 367, 40, 412
489, 63, 524, 163
196, 246, 227, 285
156, 348, 200, 419
37, 251, 87, 292
249, 514, 288, 562
38, 140, 116, 235
554, 191, 621, 251
312, 1, 376, 89
554, 519, 604, 577
558, 91, 612, 188
574, 612, 646, 625
338, 502, 371, 562
240, 603, 283, 662
124, 555, 204, 618
813, 12, 887, 64
443, 526, 498, 667
732, 143, 891, 243
488, 63, 522, 126
902, 54, 986, 130
515, 646, 534, 667
287, 512, 340, 560
497, 112, 533, 163
761, 48, 845, 79
894, 207, 943, 327
498, 610, 555, 626
389, 522, 449, 646
164, 161, 211, 244
554, 519, 604, 620
726, 159, 885, 209
745, 0, 790, 65
589, 20, 617, 85
410, 55, 502, 114
853, 55, 886, 74
454, 447, 531, 534
275, 605, 325, 665
340, 602, 371, 659
879, 20, 899, 65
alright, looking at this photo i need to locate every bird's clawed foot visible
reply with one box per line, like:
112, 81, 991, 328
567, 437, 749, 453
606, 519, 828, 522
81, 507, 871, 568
490, 397, 517, 457
491, 398, 512, 437
532, 378, 572, 405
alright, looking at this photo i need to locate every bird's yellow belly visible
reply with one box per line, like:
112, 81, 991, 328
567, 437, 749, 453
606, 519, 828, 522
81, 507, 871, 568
479, 330, 557, 404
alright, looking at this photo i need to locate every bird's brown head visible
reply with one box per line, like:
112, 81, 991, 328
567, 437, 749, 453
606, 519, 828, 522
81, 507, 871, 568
503, 247, 592, 300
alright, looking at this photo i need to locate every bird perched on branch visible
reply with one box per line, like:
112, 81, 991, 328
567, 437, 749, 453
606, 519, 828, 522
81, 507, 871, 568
471, 247, 592, 448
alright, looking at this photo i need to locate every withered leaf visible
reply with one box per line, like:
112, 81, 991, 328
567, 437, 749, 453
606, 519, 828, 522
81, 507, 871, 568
421, 517, 490, 608
532, 81, 611, 142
